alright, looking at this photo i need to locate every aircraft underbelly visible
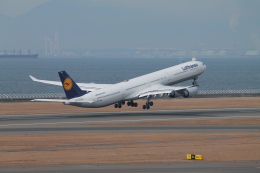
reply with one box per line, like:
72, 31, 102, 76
91, 84, 124, 107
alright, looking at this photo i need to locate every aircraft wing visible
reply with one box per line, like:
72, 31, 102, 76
137, 84, 198, 99
29, 75, 112, 92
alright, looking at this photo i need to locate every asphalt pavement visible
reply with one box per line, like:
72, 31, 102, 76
0, 108, 260, 172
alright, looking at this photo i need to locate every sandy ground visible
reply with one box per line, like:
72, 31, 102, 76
1, 133, 259, 166
0, 97, 260, 115
0, 97, 260, 166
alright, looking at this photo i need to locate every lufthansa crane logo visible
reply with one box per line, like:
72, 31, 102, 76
63, 77, 73, 91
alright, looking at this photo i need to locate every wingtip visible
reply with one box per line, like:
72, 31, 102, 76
29, 75, 37, 81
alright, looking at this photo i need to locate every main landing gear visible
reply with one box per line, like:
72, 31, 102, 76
114, 101, 125, 108
114, 100, 138, 108
127, 100, 138, 107
142, 100, 153, 110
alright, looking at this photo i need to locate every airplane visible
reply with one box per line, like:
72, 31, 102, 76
29, 59, 206, 109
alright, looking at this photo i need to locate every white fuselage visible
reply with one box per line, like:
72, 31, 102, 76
68, 61, 206, 108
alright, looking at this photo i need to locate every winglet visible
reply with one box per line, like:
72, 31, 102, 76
58, 71, 86, 99
29, 75, 37, 81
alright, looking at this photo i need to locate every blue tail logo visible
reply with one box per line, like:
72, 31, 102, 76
58, 71, 86, 99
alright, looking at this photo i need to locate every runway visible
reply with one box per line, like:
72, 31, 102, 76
0, 108, 260, 172
1, 161, 260, 173
0, 108, 260, 135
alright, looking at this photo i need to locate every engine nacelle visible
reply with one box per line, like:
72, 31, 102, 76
169, 91, 181, 98
180, 87, 198, 98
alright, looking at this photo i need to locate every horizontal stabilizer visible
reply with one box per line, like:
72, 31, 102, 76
29, 75, 62, 86
31, 99, 68, 102
31, 99, 94, 104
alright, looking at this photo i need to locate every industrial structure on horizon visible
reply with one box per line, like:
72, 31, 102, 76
44, 31, 60, 57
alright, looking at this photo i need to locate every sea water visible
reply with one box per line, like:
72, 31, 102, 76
0, 57, 259, 94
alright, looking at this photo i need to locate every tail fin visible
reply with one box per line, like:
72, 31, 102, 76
58, 71, 86, 99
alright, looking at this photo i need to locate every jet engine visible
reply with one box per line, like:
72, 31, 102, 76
169, 91, 181, 98
180, 87, 198, 98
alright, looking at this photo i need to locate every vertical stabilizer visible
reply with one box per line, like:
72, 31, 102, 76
58, 71, 85, 99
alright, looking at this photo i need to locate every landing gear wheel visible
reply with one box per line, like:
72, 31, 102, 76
118, 104, 122, 108
134, 103, 138, 107
121, 101, 125, 105
114, 104, 118, 108
146, 105, 150, 109
143, 105, 146, 109
149, 101, 153, 106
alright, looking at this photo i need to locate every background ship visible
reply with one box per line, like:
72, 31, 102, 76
0, 50, 38, 58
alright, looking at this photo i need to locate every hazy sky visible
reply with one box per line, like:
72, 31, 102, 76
0, 0, 50, 17
0, 0, 242, 18
0, 0, 260, 50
